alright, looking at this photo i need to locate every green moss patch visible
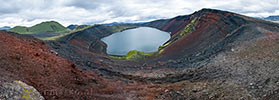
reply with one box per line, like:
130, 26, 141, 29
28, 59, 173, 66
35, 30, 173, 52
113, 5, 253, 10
109, 50, 157, 61
179, 17, 198, 38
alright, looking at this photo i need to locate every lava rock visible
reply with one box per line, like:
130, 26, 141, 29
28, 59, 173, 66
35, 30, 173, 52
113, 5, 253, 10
0, 80, 45, 100
89, 38, 107, 55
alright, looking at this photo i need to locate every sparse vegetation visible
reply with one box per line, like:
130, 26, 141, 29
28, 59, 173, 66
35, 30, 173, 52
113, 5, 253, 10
158, 17, 199, 53
179, 17, 198, 38
126, 50, 157, 60
109, 50, 157, 60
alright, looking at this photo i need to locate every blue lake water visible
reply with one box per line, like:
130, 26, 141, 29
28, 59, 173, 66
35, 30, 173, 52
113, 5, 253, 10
101, 27, 171, 56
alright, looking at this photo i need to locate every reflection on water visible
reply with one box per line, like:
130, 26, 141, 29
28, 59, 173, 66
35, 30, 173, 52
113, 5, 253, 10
101, 27, 170, 56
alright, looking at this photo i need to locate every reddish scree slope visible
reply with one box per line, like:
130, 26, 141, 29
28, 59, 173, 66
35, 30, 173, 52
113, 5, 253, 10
0, 31, 155, 100
153, 9, 279, 61
0, 31, 93, 99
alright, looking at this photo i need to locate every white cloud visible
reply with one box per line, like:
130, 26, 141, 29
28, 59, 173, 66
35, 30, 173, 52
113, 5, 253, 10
0, 0, 279, 27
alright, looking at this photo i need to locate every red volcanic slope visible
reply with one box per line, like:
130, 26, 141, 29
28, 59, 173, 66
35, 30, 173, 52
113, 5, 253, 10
0, 31, 91, 99
0, 31, 150, 100
163, 11, 227, 55
156, 9, 279, 60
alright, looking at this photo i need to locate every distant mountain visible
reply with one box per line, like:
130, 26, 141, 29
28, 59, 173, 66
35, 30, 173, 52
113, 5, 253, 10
9, 21, 68, 34
0, 26, 11, 30
264, 15, 279, 21
104, 22, 127, 25
67, 24, 78, 30
72, 25, 92, 31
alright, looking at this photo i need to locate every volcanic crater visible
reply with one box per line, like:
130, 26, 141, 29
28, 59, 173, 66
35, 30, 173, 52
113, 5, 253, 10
1, 8, 279, 100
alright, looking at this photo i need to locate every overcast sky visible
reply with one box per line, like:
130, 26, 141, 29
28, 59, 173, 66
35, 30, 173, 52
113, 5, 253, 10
0, 0, 279, 27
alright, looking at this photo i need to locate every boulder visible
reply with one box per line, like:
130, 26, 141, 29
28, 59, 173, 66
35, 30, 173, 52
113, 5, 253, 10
0, 80, 44, 100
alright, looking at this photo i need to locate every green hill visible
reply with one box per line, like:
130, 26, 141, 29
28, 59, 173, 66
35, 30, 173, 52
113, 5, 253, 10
9, 21, 68, 34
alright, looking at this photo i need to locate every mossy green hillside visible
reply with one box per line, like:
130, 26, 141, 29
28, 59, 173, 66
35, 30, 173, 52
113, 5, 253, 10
110, 50, 157, 60
126, 50, 157, 60
9, 26, 29, 33
9, 21, 69, 34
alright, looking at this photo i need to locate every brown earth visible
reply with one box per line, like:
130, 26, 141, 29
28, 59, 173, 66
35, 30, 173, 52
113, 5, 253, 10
0, 31, 159, 100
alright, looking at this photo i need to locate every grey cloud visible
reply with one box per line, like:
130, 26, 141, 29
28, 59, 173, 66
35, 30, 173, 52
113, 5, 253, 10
66, 0, 104, 9
0, 0, 279, 27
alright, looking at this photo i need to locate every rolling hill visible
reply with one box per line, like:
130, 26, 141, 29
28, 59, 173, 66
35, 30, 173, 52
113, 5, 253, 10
8, 21, 71, 40
9, 21, 68, 34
